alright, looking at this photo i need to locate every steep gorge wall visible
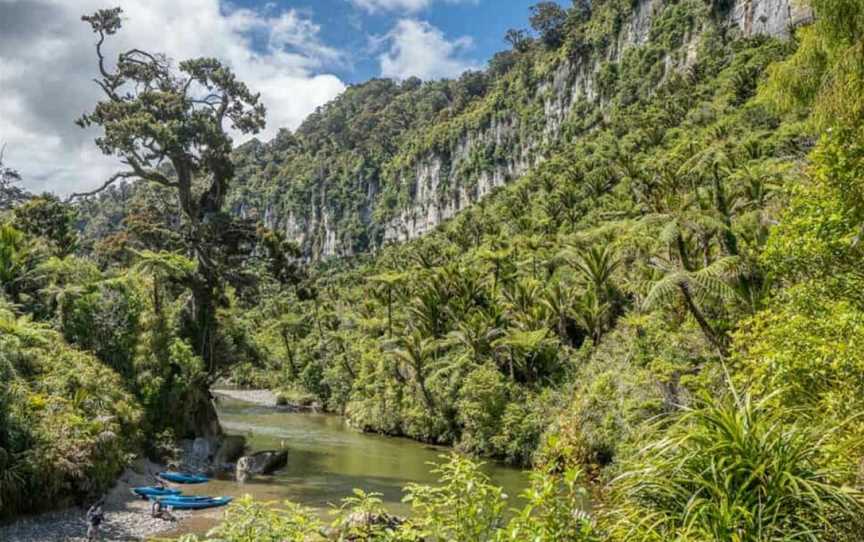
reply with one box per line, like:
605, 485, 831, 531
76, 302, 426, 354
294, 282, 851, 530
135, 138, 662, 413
379, 0, 807, 247
257, 0, 809, 258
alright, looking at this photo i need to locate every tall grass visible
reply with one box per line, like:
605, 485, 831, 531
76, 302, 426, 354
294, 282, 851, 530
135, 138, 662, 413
608, 387, 864, 541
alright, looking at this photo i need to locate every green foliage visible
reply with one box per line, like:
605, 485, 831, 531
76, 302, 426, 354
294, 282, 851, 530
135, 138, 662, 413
503, 465, 598, 542
401, 455, 507, 541
0, 223, 27, 298
13, 195, 78, 257
761, 0, 864, 128
0, 300, 142, 517
530, 2, 568, 49
181, 496, 322, 542
59, 279, 142, 379
608, 388, 864, 541
176, 454, 598, 542
733, 119, 864, 479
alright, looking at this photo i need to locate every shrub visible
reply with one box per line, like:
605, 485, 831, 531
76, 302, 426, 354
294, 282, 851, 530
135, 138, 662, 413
503, 465, 599, 542
403, 454, 507, 542
0, 301, 142, 516
177, 496, 322, 542
607, 387, 864, 541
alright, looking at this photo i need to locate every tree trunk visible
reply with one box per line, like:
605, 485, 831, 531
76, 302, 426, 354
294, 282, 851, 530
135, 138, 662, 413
415, 369, 436, 414
713, 166, 739, 256
280, 330, 298, 378
387, 289, 393, 338
679, 282, 728, 357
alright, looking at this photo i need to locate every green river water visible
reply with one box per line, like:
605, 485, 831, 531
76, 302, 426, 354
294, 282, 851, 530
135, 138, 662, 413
164, 396, 529, 537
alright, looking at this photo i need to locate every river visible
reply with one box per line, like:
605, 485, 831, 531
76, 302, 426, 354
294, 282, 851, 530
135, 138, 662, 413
164, 395, 530, 537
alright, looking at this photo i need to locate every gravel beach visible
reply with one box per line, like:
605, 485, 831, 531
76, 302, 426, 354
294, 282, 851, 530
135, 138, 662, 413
0, 391, 282, 541
0, 459, 190, 542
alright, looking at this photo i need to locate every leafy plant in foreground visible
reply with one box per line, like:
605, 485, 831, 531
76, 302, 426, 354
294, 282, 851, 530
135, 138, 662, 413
608, 386, 864, 541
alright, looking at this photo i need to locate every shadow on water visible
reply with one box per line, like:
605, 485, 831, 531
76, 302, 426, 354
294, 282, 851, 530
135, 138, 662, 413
162, 396, 529, 538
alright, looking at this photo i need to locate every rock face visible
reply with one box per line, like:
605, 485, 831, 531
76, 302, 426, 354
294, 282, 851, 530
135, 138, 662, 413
178, 388, 222, 439
180, 435, 247, 474
728, 0, 813, 37
214, 435, 247, 466
245, 0, 808, 259
377, 0, 809, 247
236, 450, 288, 482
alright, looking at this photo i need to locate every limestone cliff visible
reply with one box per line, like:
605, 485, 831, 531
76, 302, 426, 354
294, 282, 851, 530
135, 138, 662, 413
231, 0, 810, 259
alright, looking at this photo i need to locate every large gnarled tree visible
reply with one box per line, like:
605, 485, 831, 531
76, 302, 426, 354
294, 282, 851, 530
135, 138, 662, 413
75, 7, 266, 434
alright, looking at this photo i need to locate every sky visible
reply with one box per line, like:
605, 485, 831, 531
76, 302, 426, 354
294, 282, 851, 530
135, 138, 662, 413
0, 0, 564, 196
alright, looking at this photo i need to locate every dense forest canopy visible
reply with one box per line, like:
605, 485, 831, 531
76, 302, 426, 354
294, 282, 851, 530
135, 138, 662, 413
3, 0, 864, 540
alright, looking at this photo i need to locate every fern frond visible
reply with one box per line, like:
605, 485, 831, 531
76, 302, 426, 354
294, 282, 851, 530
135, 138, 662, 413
643, 272, 687, 310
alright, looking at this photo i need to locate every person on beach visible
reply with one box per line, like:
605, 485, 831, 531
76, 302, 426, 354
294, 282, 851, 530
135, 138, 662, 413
86, 499, 104, 541
150, 499, 176, 522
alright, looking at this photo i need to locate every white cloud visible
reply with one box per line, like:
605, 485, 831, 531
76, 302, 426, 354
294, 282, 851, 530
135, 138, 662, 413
379, 19, 479, 80
0, 0, 347, 196
350, 0, 476, 14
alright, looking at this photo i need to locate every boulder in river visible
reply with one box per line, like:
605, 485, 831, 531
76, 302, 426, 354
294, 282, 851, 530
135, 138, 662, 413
214, 435, 246, 466
236, 450, 288, 482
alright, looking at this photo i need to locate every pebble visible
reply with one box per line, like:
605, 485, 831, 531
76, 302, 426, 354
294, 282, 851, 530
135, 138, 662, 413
0, 506, 189, 541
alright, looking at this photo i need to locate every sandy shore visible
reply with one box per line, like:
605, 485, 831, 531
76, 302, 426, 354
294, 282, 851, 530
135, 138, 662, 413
212, 388, 320, 412
0, 459, 190, 542
212, 388, 280, 407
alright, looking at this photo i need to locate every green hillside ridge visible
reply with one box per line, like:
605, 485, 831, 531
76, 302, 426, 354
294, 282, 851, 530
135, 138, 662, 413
226, 0, 722, 258
3, 0, 864, 539
231, 0, 807, 464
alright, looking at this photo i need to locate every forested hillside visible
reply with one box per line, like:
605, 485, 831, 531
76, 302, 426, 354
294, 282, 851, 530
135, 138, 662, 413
81, 0, 810, 259
3, 0, 864, 539
226, 0, 812, 464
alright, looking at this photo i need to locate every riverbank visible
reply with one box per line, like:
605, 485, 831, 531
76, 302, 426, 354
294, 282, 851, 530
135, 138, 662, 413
212, 388, 320, 411
213, 388, 280, 406
0, 459, 190, 542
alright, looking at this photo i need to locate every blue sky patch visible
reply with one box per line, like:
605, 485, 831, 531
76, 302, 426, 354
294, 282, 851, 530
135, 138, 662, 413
227, 0, 566, 82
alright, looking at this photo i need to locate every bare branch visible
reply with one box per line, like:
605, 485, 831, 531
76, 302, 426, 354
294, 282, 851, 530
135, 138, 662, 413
92, 78, 116, 100
67, 170, 137, 201
124, 156, 179, 189
95, 30, 111, 80
124, 48, 161, 63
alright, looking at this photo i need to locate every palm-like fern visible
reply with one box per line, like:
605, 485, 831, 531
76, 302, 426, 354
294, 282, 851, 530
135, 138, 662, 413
492, 327, 552, 383
643, 256, 741, 355
570, 245, 621, 299
368, 271, 409, 337
390, 330, 440, 412
574, 289, 612, 346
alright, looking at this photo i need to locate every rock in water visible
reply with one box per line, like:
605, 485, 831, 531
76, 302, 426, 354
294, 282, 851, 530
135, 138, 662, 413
235, 450, 288, 482
214, 435, 246, 466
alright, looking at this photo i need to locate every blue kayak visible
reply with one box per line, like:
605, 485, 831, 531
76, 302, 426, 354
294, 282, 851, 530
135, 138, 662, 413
131, 486, 182, 499
154, 496, 233, 510
158, 471, 210, 484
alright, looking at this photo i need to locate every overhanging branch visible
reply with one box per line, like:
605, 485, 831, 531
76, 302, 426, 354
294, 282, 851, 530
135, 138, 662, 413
67, 170, 137, 201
